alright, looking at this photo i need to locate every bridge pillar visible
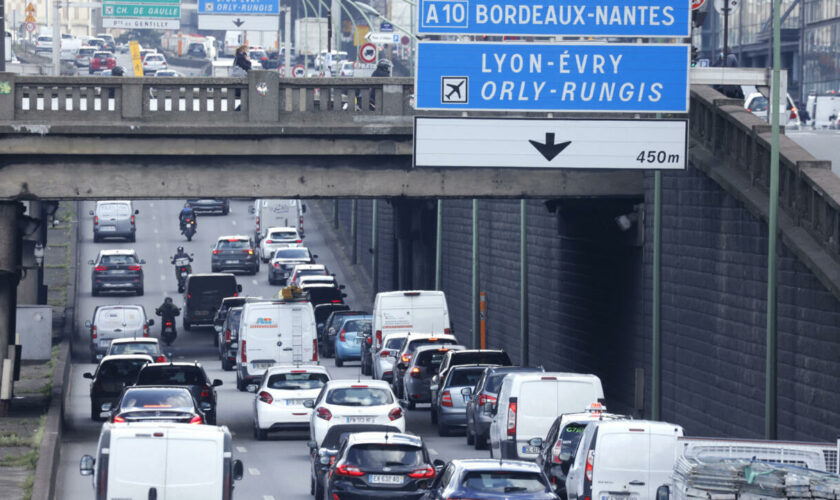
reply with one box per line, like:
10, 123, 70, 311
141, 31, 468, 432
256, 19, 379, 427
393, 199, 437, 291
0, 202, 20, 416
248, 71, 280, 122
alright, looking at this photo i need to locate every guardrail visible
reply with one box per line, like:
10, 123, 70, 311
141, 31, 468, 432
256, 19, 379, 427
0, 72, 415, 124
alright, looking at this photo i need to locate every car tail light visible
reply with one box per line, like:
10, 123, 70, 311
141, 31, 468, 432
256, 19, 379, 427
241, 340, 246, 362
790, 107, 798, 120
113, 415, 125, 423
156, 355, 166, 363
296, 239, 302, 243
128, 265, 141, 271
130, 215, 135, 225
190, 415, 203, 424
478, 394, 496, 407
258, 391, 273, 404
200, 386, 211, 398
585, 449, 595, 481
401, 353, 411, 364
256, 216, 260, 230
552, 439, 564, 464
265, 239, 272, 244
351, 385, 368, 388
312, 339, 318, 362
92, 326, 97, 340
444, 327, 451, 334
244, 249, 254, 255
410, 367, 421, 377
316, 407, 332, 421
143, 324, 149, 337
335, 464, 363, 477
506, 401, 517, 436
407, 467, 435, 479
225, 329, 231, 342
380, 350, 391, 357
299, 216, 303, 232
93, 216, 98, 226
441, 390, 453, 407
376, 330, 382, 345
272, 262, 281, 268
365, 337, 371, 345
339, 329, 346, 342
213, 250, 220, 255
388, 407, 403, 421
330, 300, 342, 303
94, 266, 107, 271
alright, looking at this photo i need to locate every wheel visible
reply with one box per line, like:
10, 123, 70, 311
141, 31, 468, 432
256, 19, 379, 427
437, 414, 449, 437
136, 287, 144, 296
222, 207, 229, 215
211, 266, 220, 273
213, 333, 219, 347
91, 288, 99, 297
90, 352, 98, 364
475, 432, 488, 450
254, 421, 267, 440
178, 285, 184, 293
236, 375, 247, 391
93, 235, 101, 243
129, 233, 136, 243
407, 400, 416, 410
186, 232, 193, 242
467, 428, 475, 445
314, 478, 324, 499
431, 407, 438, 424
489, 444, 494, 458
183, 319, 191, 331
207, 412, 217, 425
221, 358, 233, 371
90, 403, 99, 421
335, 357, 343, 367
310, 477, 315, 496
268, 276, 276, 285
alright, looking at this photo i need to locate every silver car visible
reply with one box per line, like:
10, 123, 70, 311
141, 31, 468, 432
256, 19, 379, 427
401, 344, 465, 409
372, 333, 408, 382
432, 365, 491, 436
86, 305, 153, 363
91, 201, 138, 242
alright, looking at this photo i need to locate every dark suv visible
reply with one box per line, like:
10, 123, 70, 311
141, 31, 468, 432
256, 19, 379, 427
219, 306, 243, 371
211, 235, 259, 274
325, 432, 436, 500
134, 362, 222, 424
187, 198, 229, 215
83, 354, 153, 421
89, 249, 145, 296
183, 273, 241, 330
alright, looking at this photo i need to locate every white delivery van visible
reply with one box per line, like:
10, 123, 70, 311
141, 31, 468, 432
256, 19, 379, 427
235, 297, 318, 391
371, 290, 451, 352
80, 422, 244, 500
251, 199, 305, 239
489, 372, 604, 460
565, 419, 684, 500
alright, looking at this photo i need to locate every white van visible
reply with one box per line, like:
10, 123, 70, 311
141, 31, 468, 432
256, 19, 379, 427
565, 420, 684, 500
251, 199, 305, 240
235, 298, 318, 391
489, 372, 604, 460
371, 290, 451, 352
80, 422, 244, 500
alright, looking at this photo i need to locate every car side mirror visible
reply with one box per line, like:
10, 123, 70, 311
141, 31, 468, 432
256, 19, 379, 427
83, 372, 93, 379
248, 206, 255, 214
84, 320, 92, 328
307, 440, 317, 450
236, 284, 243, 293
302, 204, 307, 213
339, 285, 345, 290
232, 459, 244, 481
213, 379, 223, 387
460, 387, 472, 397
79, 455, 95, 476
246, 384, 258, 393
140, 259, 146, 264
200, 402, 212, 411
313, 254, 319, 259
429, 384, 438, 392
303, 399, 315, 408
330, 273, 336, 277
657, 485, 670, 500
134, 209, 139, 215
87, 259, 95, 265
88, 210, 95, 216
147, 319, 154, 326
529, 437, 543, 448
342, 293, 347, 298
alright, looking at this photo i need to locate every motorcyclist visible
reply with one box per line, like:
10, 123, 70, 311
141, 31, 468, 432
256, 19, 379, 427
179, 202, 196, 232
171, 246, 193, 283
155, 297, 181, 334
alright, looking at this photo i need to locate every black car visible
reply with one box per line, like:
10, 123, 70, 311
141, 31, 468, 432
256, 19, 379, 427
268, 246, 317, 285
183, 273, 241, 330
186, 198, 229, 215
89, 249, 145, 296
219, 306, 243, 371
321, 310, 369, 357
308, 424, 401, 499
133, 362, 222, 424
431, 349, 512, 401
325, 432, 436, 500
107, 386, 207, 424
83, 354, 154, 421
301, 283, 346, 308
315, 303, 350, 340
213, 295, 259, 346
211, 235, 259, 274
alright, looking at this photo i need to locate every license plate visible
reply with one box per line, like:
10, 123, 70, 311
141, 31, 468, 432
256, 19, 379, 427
110, 270, 126, 274
226, 260, 239, 264
284, 399, 304, 407
601, 496, 639, 500
369, 474, 403, 485
522, 445, 540, 454
99, 339, 110, 346
100, 226, 116, 232
252, 362, 273, 369
345, 416, 374, 424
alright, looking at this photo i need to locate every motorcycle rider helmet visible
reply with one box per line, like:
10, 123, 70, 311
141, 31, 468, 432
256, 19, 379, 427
164, 297, 173, 304
177, 246, 184, 253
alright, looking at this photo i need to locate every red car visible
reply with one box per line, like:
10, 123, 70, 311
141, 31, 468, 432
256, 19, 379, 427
89, 51, 116, 74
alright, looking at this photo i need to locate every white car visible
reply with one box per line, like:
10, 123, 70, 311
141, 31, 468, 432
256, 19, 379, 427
251, 365, 330, 440
307, 380, 405, 447
288, 264, 328, 286
743, 90, 801, 129
35, 35, 53, 51
296, 275, 337, 287
142, 53, 168, 72
259, 226, 301, 262
371, 332, 409, 381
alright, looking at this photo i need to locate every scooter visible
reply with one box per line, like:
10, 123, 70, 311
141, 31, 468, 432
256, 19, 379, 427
180, 218, 196, 241
172, 255, 193, 293
161, 320, 177, 346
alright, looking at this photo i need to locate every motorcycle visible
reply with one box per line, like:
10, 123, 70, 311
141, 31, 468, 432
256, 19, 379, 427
172, 255, 193, 293
161, 319, 177, 346
180, 218, 196, 241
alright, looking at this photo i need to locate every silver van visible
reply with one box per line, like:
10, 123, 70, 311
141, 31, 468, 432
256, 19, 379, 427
85, 304, 153, 363
91, 201, 138, 242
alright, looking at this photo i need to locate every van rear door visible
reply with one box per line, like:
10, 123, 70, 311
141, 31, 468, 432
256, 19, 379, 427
516, 379, 560, 458
276, 304, 315, 364
646, 425, 681, 498
108, 432, 167, 498
243, 305, 281, 375
165, 433, 224, 499
592, 425, 650, 500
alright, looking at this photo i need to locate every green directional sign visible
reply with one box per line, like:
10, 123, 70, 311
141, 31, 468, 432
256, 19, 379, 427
103, 3, 179, 18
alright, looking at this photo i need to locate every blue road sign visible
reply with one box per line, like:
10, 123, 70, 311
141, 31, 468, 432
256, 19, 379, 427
380, 21, 394, 31
199, 0, 276, 14
417, 0, 690, 37
415, 42, 690, 113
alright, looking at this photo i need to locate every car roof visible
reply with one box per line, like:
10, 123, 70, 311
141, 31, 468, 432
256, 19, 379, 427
451, 349, 506, 355
263, 364, 329, 375
266, 226, 298, 232
98, 249, 137, 256
141, 362, 205, 371
96, 304, 143, 311
96, 200, 130, 205
122, 385, 192, 393
293, 264, 325, 270
406, 334, 458, 343
346, 432, 423, 447
217, 235, 250, 240
449, 364, 494, 371
110, 337, 158, 345
413, 344, 463, 355
100, 354, 154, 363
326, 379, 391, 390
487, 366, 544, 375
452, 459, 542, 472
321, 424, 402, 448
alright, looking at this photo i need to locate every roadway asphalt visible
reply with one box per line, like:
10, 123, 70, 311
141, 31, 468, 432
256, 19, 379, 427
55, 199, 487, 500
787, 128, 840, 176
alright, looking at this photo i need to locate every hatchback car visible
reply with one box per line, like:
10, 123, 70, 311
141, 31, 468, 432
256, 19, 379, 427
268, 246, 317, 285
89, 249, 145, 296
186, 198, 229, 215
259, 226, 302, 262
218, 306, 243, 371
301, 283, 346, 308
391, 334, 460, 392
89, 51, 116, 74
432, 365, 491, 435
91, 200, 138, 242
86, 304, 154, 363
465, 366, 545, 449
325, 432, 436, 500
372, 333, 409, 382
213, 295, 260, 347
321, 310, 369, 358
75, 46, 96, 67
83, 354, 153, 421
134, 362, 222, 425
307, 380, 405, 447
211, 235, 259, 274
425, 459, 558, 500
105, 337, 166, 363
105, 386, 205, 424
288, 264, 328, 286
401, 344, 465, 410
333, 315, 372, 367
142, 53, 168, 72
251, 365, 331, 440
431, 349, 512, 403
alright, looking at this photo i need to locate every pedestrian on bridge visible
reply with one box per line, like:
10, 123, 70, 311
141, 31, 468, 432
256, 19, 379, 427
231, 45, 251, 78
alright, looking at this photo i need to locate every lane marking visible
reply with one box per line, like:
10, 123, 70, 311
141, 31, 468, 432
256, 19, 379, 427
248, 467, 261, 476
236, 446, 247, 453
232, 220, 237, 226
158, 258, 164, 264
155, 243, 161, 249
428, 448, 438, 455
263, 496, 275, 500
252, 279, 258, 285
152, 215, 156, 220
150, 202, 155, 207
153, 228, 159, 234
160, 275, 167, 281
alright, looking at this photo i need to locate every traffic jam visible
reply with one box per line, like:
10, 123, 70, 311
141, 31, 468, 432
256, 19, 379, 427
73, 199, 840, 500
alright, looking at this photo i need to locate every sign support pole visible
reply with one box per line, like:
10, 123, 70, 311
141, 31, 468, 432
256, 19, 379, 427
51, 0, 60, 75
471, 199, 479, 349
520, 199, 529, 366
371, 199, 379, 299
434, 199, 442, 291
765, 0, 781, 442
652, 170, 662, 421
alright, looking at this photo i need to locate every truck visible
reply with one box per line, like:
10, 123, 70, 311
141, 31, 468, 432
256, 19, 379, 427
806, 93, 840, 129
294, 17, 328, 57
251, 199, 305, 240
79, 422, 244, 500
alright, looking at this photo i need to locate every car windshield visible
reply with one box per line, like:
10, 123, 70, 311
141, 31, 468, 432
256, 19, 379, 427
97, 203, 130, 217
385, 337, 406, 350
447, 368, 485, 387
218, 239, 249, 249
275, 248, 309, 260
79, 48, 95, 55
96, 307, 143, 328
99, 254, 138, 265
98, 359, 148, 380
268, 230, 297, 240
297, 269, 325, 279
748, 95, 769, 112
341, 319, 370, 332
266, 372, 329, 390
408, 338, 456, 352
462, 471, 547, 493
136, 367, 205, 385
558, 422, 588, 461
120, 389, 193, 410
452, 352, 511, 366
344, 444, 425, 467
414, 349, 450, 369
110, 343, 157, 356
325, 387, 393, 406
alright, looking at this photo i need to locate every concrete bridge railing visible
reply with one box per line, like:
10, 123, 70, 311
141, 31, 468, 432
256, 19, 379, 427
0, 72, 415, 124
689, 85, 840, 297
